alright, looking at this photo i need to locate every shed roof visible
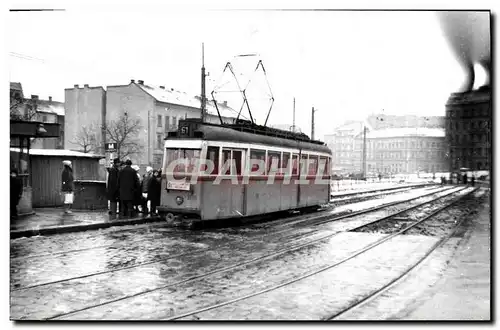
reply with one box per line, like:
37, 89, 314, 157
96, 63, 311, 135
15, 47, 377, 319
10, 148, 105, 158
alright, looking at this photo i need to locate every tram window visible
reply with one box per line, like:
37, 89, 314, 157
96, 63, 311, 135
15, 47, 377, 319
318, 157, 328, 175
308, 155, 318, 175
300, 154, 309, 175
222, 149, 231, 175
267, 151, 281, 173
233, 150, 242, 175
250, 149, 266, 174
291, 154, 299, 175
166, 148, 179, 169
173, 149, 200, 173
282, 153, 290, 174
206, 146, 219, 175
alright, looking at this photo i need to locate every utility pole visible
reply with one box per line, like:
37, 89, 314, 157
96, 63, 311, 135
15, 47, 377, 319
311, 107, 317, 140
200, 43, 206, 122
362, 126, 367, 178
292, 97, 296, 132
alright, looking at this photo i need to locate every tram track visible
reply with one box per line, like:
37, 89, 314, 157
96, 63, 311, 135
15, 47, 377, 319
10, 184, 439, 261
164, 186, 477, 320
11, 185, 452, 292
323, 187, 481, 321
31, 186, 470, 320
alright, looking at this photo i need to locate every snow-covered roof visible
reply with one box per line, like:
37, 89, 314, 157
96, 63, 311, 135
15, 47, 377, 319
366, 127, 445, 139
137, 83, 236, 118
10, 148, 104, 158
36, 100, 65, 116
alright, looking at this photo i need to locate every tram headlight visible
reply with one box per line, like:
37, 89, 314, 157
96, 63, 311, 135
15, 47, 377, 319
175, 196, 184, 205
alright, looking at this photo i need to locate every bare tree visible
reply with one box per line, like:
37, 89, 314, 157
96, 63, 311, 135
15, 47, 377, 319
71, 123, 100, 153
106, 114, 142, 159
10, 97, 38, 121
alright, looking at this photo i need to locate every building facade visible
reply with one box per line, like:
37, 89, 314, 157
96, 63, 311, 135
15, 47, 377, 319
65, 80, 236, 171
354, 128, 448, 176
445, 86, 491, 172
324, 121, 368, 174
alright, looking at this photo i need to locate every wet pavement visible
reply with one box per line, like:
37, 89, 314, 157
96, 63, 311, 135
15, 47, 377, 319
9, 186, 489, 320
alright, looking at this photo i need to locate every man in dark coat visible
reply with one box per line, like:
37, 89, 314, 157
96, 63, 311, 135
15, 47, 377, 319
147, 169, 162, 215
107, 158, 121, 216
10, 169, 23, 220
118, 159, 140, 217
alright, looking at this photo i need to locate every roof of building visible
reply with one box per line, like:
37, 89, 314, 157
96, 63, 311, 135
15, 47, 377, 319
10, 82, 23, 91
35, 99, 65, 116
10, 148, 104, 158
136, 83, 237, 118
366, 127, 445, 139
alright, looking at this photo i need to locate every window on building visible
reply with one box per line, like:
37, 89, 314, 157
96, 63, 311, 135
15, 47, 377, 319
164, 116, 170, 131
42, 115, 48, 122
157, 134, 163, 149
172, 116, 177, 130
157, 115, 162, 127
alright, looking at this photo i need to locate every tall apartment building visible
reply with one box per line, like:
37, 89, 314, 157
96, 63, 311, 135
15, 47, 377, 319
445, 86, 491, 172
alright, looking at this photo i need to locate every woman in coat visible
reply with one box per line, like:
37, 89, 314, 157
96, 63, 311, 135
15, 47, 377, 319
107, 158, 121, 216
147, 169, 162, 215
61, 160, 75, 214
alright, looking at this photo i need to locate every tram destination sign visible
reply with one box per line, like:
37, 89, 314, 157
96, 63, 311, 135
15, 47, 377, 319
166, 181, 191, 191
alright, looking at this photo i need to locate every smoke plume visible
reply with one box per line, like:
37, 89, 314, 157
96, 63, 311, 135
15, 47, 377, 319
438, 12, 490, 92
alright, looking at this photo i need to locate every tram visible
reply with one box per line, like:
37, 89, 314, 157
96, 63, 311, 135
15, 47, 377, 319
158, 118, 332, 222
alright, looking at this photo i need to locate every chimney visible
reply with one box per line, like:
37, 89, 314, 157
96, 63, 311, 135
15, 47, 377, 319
130, 79, 135, 83
31, 95, 39, 100
74, 84, 79, 88
171, 88, 174, 91
160, 86, 165, 89
84, 84, 89, 88
223, 101, 227, 106
138, 80, 144, 85
49, 96, 52, 102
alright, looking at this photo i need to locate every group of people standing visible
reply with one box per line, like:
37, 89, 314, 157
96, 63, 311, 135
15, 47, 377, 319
106, 158, 162, 217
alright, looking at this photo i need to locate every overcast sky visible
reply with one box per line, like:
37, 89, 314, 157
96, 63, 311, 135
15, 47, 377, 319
7, 4, 490, 139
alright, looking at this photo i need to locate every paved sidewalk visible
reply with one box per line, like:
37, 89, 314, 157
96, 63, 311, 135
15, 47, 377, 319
10, 208, 162, 239
400, 192, 491, 320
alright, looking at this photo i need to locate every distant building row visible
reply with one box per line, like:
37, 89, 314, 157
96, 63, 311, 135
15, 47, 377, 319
324, 115, 448, 176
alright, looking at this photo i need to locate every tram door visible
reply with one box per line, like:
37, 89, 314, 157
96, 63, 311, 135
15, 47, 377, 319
220, 148, 246, 217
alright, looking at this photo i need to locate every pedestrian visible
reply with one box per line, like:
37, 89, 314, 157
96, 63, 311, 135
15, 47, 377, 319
471, 176, 475, 186
118, 159, 139, 217
10, 169, 23, 220
107, 158, 121, 216
61, 160, 75, 214
463, 173, 468, 185
131, 165, 143, 213
141, 166, 153, 214
148, 169, 162, 215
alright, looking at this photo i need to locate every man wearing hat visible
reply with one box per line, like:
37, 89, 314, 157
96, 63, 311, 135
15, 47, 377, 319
107, 158, 121, 216
118, 159, 140, 217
